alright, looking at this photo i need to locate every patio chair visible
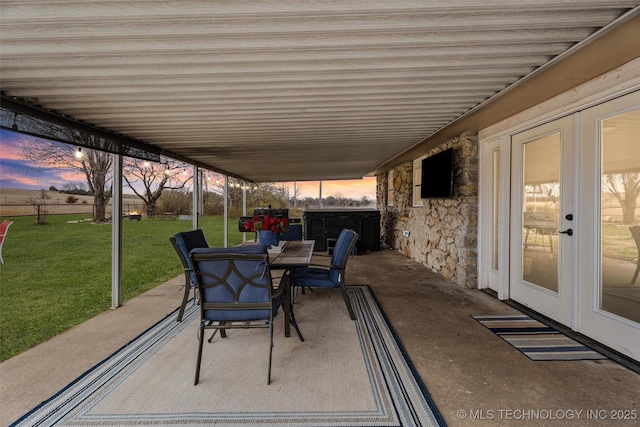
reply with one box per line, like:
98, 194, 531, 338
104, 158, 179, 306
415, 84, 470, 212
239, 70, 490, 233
0, 220, 13, 264
170, 229, 209, 321
630, 226, 640, 285
292, 228, 359, 320
280, 223, 302, 241
190, 246, 284, 385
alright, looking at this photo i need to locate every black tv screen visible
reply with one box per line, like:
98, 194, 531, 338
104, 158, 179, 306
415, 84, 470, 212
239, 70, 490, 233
420, 148, 454, 199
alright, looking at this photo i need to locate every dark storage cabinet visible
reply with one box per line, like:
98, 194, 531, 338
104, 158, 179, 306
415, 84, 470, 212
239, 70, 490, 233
303, 209, 380, 253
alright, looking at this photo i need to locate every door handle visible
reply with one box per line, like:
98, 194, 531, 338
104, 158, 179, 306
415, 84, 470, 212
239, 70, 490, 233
559, 229, 573, 236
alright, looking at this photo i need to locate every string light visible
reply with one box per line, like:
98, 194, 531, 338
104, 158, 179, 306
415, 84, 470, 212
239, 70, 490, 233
74, 147, 83, 159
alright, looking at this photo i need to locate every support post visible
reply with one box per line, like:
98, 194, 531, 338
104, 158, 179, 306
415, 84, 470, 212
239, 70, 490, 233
192, 166, 199, 230
111, 153, 122, 308
224, 176, 229, 247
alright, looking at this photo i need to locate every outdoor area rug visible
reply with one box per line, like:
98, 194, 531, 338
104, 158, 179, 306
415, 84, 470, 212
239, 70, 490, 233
471, 314, 607, 361
14, 285, 445, 427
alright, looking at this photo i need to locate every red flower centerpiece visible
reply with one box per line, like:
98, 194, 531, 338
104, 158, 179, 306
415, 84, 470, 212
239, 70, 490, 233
244, 214, 289, 246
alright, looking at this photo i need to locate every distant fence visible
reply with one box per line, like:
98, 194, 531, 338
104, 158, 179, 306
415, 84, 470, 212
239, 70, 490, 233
0, 203, 145, 218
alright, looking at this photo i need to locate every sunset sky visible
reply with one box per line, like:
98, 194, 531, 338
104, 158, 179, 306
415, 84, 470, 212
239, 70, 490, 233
0, 129, 376, 200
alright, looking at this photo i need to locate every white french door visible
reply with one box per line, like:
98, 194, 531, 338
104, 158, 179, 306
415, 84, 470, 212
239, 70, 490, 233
509, 116, 575, 327
577, 92, 640, 361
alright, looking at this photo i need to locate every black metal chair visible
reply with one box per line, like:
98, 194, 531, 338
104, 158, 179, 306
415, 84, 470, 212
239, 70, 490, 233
292, 229, 359, 320
170, 229, 209, 321
190, 245, 284, 385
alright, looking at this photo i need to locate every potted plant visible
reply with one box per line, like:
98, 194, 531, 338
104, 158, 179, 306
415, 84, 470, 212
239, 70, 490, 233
244, 214, 289, 246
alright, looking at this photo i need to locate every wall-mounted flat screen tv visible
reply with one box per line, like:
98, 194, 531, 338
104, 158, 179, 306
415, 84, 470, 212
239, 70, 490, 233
420, 148, 454, 199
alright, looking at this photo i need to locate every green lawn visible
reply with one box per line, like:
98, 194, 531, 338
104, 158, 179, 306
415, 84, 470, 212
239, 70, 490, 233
0, 214, 245, 361
525, 223, 637, 262
602, 223, 638, 262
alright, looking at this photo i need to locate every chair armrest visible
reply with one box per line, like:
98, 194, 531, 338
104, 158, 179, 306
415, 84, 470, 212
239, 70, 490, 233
305, 262, 331, 269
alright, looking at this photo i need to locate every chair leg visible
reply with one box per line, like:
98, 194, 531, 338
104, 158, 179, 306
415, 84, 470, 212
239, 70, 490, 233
208, 323, 227, 342
219, 323, 227, 339
300, 286, 314, 295
177, 283, 191, 322
341, 287, 356, 320
194, 324, 205, 385
267, 321, 273, 385
632, 263, 639, 285
289, 306, 305, 342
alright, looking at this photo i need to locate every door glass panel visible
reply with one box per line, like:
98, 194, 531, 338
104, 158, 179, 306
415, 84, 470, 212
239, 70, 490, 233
600, 108, 640, 324
522, 133, 560, 292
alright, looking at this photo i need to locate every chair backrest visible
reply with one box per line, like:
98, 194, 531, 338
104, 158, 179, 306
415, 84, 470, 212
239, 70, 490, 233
190, 245, 268, 257
328, 229, 359, 282
0, 220, 12, 242
190, 246, 273, 322
170, 229, 209, 284
0, 220, 13, 264
280, 223, 302, 241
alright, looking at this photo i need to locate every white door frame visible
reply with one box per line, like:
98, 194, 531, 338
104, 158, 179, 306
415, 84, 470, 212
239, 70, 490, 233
477, 62, 640, 360
509, 116, 575, 327
577, 91, 640, 361
478, 136, 510, 299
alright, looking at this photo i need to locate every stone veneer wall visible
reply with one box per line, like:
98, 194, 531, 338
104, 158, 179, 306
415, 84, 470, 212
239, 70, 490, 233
376, 131, 478, 288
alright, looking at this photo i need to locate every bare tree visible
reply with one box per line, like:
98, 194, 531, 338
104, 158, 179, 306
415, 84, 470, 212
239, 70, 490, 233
602, 173, 640, 224
123, 159, 190, 217
289, 184, 302, 208
27, 189, 50, 225
20, 137, 113, 222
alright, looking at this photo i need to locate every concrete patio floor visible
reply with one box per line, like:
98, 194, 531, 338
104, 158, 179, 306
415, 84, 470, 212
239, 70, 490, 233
1, 249, 639, 426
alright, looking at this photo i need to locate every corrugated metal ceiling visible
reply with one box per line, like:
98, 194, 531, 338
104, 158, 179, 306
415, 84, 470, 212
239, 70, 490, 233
1, 1, 639, 182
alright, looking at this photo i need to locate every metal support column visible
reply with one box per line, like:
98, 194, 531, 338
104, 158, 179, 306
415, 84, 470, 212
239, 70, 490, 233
223, 176, 229, 247
192, 166, 199, 230
242, 180, 247, 243
111, 153, 122, 309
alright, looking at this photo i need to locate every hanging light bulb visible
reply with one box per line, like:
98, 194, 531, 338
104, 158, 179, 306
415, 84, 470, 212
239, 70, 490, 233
143, 161, 150, 168
74, 147, 83, 159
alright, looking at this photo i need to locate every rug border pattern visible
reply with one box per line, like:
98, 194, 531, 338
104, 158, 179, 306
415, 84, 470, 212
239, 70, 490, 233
13, 285, 446, 427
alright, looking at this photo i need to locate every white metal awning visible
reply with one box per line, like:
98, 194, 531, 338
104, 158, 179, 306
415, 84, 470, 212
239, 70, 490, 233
1, 1, 639, 182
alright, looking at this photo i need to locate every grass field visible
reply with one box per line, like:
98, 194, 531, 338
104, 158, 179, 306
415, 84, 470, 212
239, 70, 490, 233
0, 213, 246, 361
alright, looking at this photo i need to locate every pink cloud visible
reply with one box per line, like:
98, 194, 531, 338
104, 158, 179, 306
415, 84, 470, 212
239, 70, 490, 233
0, 144, 22, 161
283, 177, 376, 200
58, 170, 87, 182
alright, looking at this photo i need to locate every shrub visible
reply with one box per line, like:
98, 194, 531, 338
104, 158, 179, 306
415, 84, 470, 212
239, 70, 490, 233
66, 195, 79, 204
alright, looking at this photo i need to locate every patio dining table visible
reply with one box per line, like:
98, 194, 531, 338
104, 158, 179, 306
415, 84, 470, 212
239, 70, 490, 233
241, 239, 315, 341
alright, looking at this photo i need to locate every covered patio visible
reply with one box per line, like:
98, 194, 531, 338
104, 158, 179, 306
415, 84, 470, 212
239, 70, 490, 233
2, 2, 640, 425
1, 250, 638, 426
